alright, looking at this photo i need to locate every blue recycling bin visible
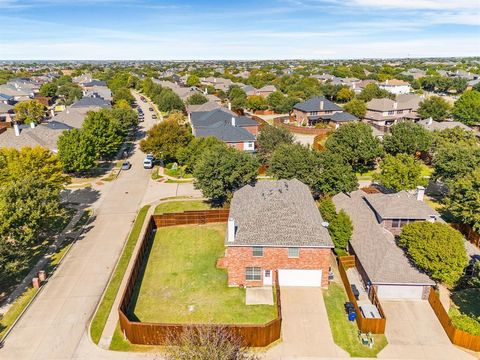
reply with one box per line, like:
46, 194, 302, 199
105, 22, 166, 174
348, 311, 357, 322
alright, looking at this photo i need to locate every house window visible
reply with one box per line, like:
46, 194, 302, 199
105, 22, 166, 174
400, 219, 409, 227
243, 141, 254, 151
397, 110, 403, 114
325, 110, 333, 114
245, 267, 261, 281
392, 219, 400, 228
310, 111, 318, 116
288, 247, 300, 258
387, 110, 395, 115
252, 247, 263, 257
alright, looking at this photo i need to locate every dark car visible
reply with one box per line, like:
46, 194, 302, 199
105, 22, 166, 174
148, 107, 154, 111
152, 114, 157, 119
121, 161, 132, 170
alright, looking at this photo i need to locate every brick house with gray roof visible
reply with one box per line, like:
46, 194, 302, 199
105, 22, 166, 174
221, 179, 334, 287
333, 189, 436, 300
293, 96, 357, 127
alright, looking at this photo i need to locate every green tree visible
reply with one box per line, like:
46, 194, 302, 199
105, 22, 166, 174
39, 82, 58, 97
186, 92, 208, 105
383, 122, 432, 156
418, 96, 451, 121
114, 99, 131, 110
177, 136, 226, 173
433, 144, 480, 183
399, 222, 468, 286
357, 83, 393, 102
374, 154, 427, 191
227, 86, 247, 111
194, 146, 258, 205
113, 87, 134, 104
314, 151, 358, 195
56, 83, 82, 105
328, 209, 353, 256
186, 75, 200, 87
57, 129, 97, 173
268, 143, 317, 184
336, 87, 355, 103
343, 99, 366, 118
276, 96, 299, 114
266, 91, 284, 111
256, 126, 294, 165
431, 127, 478, 150
246, 95, 268, 111
445, 168, 480, 231
82, 110, 123, 158
318, 197, 337, 223
452, 90, 480, 126
325, 122, 383, 172
13, 100, 45, 124
157, 90, 185, 113
140, 119, 193, 162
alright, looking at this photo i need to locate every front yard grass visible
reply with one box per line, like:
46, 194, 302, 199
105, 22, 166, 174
90, 205, 151, 344
129, 224, 277, 324
154, 200, 212, 214
449, 288, 480, 336
323, 283, 388, 357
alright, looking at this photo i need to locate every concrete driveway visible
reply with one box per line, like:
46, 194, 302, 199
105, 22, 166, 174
378, 300, 475, 360
265, 287, 348, 359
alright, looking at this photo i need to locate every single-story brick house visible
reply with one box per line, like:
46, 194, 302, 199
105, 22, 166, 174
221, 179, 334, 287
190, 108, 259, 151
333, 189, 436, 300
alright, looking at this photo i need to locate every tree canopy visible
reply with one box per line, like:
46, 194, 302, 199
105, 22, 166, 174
417, 96, 451, 121
13, 100, 45, 124
256, 126, 294, 165
186, 75, 200, 87
399, 222, 468, 286
186, 92, 208, 105
452, 90, 480, 126
433, 143, 480, 183
343, 99, 366, 118
374, 154, 427, 191
383, 121, 432, 156
246, 95, 268, 111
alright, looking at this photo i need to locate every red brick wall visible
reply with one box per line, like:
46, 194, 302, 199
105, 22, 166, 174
225, 246, 331, 287
242, 125, 259, 136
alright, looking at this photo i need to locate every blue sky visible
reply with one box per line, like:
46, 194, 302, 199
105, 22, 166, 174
0, 0, 479, 60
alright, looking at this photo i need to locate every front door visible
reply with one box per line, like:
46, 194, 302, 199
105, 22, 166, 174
263, 269, 272, 286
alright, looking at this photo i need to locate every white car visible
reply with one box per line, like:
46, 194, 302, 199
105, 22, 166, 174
143, 158, 153, 169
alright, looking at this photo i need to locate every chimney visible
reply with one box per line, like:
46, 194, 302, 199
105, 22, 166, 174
228, 101, 232, 111
427, 117, 433, 125
13, 123, 20, 136
386, 79, 389, 85
320, 100, 324, 110
416, 186, 425, 201
204, 88, 208, 95
231, 117, 236, 127
227, 218, 235, 242
30, 121, 35, 129
393, 101, 398, 110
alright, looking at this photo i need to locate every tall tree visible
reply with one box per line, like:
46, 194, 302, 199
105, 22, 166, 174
452, 90, 480, 126
194, 146, 258, 205
57, 129, 97, 173
383, 121, 432, 156
186, 75, 200, 87
82, 110, 123, 158
157, 90, 185, 113
336, 87, 355, 103
433, 144, 480, 183
13, 100, 45, 124
177, 136, 226, 173
374, 154, 427, 191
325, 122, 383, 172
343, 99, 366, 118
246, 95, 268, 111
417, 96, 451, 121
314, 151, 358, 195
328, 209, 353, 256
186, 92, 208, 105
227, 86, 247, 111
256, 126, 294, 165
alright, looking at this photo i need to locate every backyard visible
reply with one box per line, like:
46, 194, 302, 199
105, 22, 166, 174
449, 288, 480, 336
128, 223, 277, 324
323, 282, 388, 357
154, 199, 213, 214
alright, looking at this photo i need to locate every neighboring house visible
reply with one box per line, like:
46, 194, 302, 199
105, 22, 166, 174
241, 85, 256, 96
256, 85, 276, 98
401, 68, 426, 80
333, 189, 436, 300
350, 79, 377, 94
190, 108, 258, 151
0, 121, 71, 152
364, 94, 422, 131
153, 79, 200, 101
418, 118, 474, 133
186, 100, 221, 114
73, 73, 93, 85
200, 77, 233, 92
0, 103, 14, 123
293, 96, 357, 127
51, 95, 111, 129
378, 79, 412, 95
221, 179, 334, 287
0, 93, 14, 104
70, 95, 111, 109
84, 87, 113, 102
82, 80, 107, 90
310, 73, 334, 82
0, 84, 33, 102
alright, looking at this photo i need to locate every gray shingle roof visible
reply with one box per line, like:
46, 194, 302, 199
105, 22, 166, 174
333, 191, 434, 285
83, 80, 107, 87
228, 179, 334, 248
418, 119, 473, 132
0, 123, 65, 152
364, 191, 439, 220
186, 101, 221, 114
71, 96, 111, 109
190, 108, 258, 128
293, 96, 343, 112
51, 108, 90, 129
195, 121, 255, 142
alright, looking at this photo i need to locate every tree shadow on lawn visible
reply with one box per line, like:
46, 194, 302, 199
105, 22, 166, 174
451, 288, 480, 319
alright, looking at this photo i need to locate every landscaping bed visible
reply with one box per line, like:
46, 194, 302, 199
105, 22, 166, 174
128, 223, 277, 324
323, 282, 388, 357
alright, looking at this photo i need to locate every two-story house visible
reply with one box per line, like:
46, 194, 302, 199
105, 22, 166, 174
220, 179, 334, 288
293, 96, 357, 127
378, 79, 412, 95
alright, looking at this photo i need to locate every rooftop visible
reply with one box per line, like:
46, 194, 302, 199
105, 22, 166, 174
293, 96, 343, 112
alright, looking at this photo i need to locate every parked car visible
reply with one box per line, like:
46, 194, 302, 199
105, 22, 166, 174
149, 107, 154, 111
121, 161, 132, 170
140, 96, 146, 102
146, 154, 154, 161
143, 158, 154, 169
152, 114, 157, 119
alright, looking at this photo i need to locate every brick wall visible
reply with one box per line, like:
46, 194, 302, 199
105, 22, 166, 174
242, 125, 259, 136
225, 246, 331, 287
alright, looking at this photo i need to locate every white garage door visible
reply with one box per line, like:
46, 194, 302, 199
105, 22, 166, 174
278, 269, 322, 287
376, 285, 424, 299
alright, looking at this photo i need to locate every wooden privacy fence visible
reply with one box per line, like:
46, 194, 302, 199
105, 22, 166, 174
337, 256, 386, 334
118, 209, 282, 347
451, 223, 480, 249
428, 288, 480, 351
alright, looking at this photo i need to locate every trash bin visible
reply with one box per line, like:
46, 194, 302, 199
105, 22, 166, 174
348, 311, 357, 321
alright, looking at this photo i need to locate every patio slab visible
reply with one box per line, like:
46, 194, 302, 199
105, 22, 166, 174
246, 286, 274, 305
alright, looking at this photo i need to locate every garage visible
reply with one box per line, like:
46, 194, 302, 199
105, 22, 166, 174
278, 269, 322, 287
376, 285, 424, 299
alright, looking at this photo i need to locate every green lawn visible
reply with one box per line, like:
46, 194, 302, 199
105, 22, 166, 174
90, 205, 151, 344
129, 224, 277, 324
449, 288, 480, 336
323, 283, 388, 357
355, 169, 379, 180
154, 200, 212, 214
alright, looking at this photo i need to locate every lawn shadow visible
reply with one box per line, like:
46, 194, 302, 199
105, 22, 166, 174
451, 289, 480, 319
61, 187, 101, 210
